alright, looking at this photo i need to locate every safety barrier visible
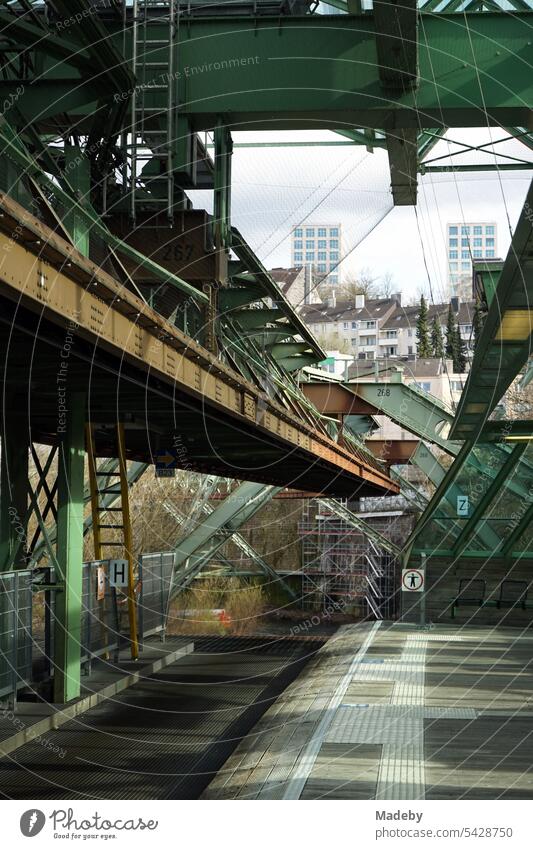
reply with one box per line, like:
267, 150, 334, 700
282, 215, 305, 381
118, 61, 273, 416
0, 570, 32, 704
0, 554, 175, 704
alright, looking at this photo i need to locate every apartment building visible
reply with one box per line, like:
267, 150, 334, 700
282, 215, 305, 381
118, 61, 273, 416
291, 223, 342, 287
446, 222, 498, 299
380, 298, 475, 358
269, 265, 322, 308
300, 292, 401, 359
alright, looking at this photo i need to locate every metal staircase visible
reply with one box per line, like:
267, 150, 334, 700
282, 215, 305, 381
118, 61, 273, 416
86, 424, 139, 658
130, 0, 177, 222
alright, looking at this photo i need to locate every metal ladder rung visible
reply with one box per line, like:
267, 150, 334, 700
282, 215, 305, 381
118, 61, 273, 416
97, 524, 125, 530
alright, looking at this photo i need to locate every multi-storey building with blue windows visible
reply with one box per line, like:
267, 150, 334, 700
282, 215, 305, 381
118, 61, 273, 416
291, 223, 343, 287
446, 222, 498, 299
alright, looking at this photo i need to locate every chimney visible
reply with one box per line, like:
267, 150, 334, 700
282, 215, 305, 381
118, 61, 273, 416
355, 293, 365, 309
393, 292, 402, 306
328, 290, 336, 309
451, 296, 460, 313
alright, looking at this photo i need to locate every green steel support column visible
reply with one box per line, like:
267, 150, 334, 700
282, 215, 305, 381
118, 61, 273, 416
63, 146, 90, 258
402, 439, 474, 554
501, 497, 533, 557
410, 442, 501, 548
452, 442, 528, 556
213, 121, 232, 253
53, 393, 86, 704
0, 406, 29, 571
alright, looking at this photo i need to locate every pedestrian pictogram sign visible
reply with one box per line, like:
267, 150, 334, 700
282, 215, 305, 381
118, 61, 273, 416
402, 568, 425, 593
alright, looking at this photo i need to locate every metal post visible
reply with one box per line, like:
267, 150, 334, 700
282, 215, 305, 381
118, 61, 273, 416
53, 392, 86, 703
63, 146, 90, 257
420, 553, 426, 628
0, 406, 29, 571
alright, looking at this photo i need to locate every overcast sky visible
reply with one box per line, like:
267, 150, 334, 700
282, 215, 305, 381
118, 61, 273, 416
192, 127, 532, 306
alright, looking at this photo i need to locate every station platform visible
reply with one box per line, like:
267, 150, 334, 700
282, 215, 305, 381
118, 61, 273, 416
203, 623, 533, 800
0, 636, 321, 800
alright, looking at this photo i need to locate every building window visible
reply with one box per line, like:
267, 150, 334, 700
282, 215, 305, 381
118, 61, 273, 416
366, 320, 376, 329
473, 238, 482, 247
330, 239, 339, 249
318, 240, 326, 249
462, 238, 470, 247
305, 252, 314, 261
330, 227, 339, 237
306, 240, 314, 249
330, 276, 338, 284
407, 328, 413, 337
486, 225, 495, 235
461, 251, 470, 260
330, 252, 339, 261
408, 345, 413, 354
317, 251, 327, 261
365, 336, 377, 345
486, 249, 495, 257
384, 346, 397, 356
450, 380, 464, 392
416, 381, 431, 393
351, 321, 358, 329
449, 226, 458, 235
317, 263, 326, 272
343, 322, 349, 329
461, 262, 470, 271
449, 238, 458, 247
486, 238, 494, 246
318, 228, 326, 237
385, 330, 397, 338
294, 241, 303, 251
449, 250, 458, 260
449, 262, 458, 270
294, 228, 303, 238
473, 226, 482, 235
463, 324, 472, 334
473, 250, 482, 258
306, 228, 315, 237
329, 264, 337, 273
461, 226, 470, 235
351, 338, 357, 346
294, 252, 302, 262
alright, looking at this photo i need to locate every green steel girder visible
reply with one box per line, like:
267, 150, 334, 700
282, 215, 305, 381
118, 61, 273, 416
501, 496, 533, 556
11, 13, 529, 132
403, 439, 473, 553
163, 491, 297, 599
349, 377, 459, 454
171, 481, 283, 596
408, 441, 503, 547
137, 13, 532, 131
0, 118, 207, 305
231, 309, 288, 330
0, 406, 29, 571
318, 497, 402, 557
230, 228, 326, 363
348, 378, 533, 505
374, 0, 419, 204
30, 460, 149, 567
452, 441, 528, 555
53, 392, 85, 704
450, 179, 533, 440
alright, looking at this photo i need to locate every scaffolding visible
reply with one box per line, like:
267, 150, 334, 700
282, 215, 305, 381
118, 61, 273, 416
299, 500, 397, 620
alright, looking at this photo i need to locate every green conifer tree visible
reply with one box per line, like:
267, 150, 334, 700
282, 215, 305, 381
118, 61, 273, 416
445, 304, 457, 362
431, 315, 444, 359
416, 295, 432, 357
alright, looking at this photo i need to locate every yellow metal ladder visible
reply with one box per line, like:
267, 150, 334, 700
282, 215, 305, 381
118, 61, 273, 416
86, 423, 139, 660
